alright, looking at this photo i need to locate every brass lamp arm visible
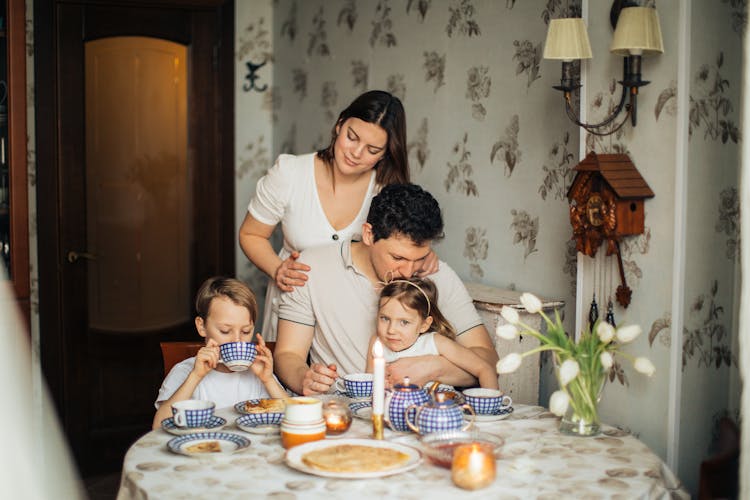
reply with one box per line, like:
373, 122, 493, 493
563, 92, 632, 137
553, 55, 649, 136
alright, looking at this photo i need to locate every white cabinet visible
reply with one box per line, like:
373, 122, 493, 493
465, 283, 563, 406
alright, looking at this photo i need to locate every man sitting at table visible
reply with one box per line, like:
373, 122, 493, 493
273, 183, 498, 395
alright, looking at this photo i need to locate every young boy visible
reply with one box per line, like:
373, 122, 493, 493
153, 276, 287, 429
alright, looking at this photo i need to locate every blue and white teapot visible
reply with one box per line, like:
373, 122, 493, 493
405, 391, 475, 434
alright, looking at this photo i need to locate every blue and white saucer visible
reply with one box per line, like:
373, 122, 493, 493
235, 414, 282, 435
161, 416, 226, 436
349, 401, 372, 420
333, 389, 371, 402
167, 431, 250, 456
236, 421, 280, 435
465, 406, 514, 423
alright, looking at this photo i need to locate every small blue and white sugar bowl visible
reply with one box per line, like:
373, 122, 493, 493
405, 392, 475, 435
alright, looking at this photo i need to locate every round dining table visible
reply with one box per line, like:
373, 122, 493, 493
117, 404, 688, 499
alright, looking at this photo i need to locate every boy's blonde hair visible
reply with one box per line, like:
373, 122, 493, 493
379, 277, 456, 340
195, 276, 258, 322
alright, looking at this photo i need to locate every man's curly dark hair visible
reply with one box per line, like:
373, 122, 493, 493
367, 184, 444, 245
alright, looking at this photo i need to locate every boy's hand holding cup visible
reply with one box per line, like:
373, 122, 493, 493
194, 340, 221, 377
250, 334, 275, 382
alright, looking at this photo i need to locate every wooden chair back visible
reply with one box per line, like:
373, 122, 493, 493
159, 340, 277, 376
160, 341, 204, 375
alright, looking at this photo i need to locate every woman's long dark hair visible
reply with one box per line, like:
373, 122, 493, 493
317, 90, 410, 186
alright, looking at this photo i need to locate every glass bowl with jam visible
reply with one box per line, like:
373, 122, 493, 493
418, 430, 504, 468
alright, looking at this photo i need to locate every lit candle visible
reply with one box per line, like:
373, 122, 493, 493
451, 442, 496, 490
372, 339, 385, 415
324, 413, 349, 433
322, 399, 352, 435
371, 339, 385, 439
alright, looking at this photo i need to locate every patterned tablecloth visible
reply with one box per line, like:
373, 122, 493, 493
117, 405, 688, 499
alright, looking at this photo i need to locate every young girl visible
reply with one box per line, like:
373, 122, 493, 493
153, 277, 287, 429
366, 278, 498, 389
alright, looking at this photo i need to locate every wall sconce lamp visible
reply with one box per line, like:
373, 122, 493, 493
543, 4, 664, 136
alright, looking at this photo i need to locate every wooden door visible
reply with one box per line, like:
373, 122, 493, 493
0, 0, 28, 324
35, 1, 234, 476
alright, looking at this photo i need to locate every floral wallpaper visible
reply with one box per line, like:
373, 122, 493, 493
235, 1, 276, 300
491, 114, 521, 177
716, 187, 740, 260
445, 133, 478, 196
676, 1, 742, 491
577, 0, 741, 495
234, 1, 742, 494
689, 52, 740, 144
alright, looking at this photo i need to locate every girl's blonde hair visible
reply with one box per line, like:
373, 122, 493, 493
379, 278, 456, 340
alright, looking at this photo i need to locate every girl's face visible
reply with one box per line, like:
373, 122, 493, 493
376, 297, 432, 353
195, 296, 254, 345
332, 117, 387, 177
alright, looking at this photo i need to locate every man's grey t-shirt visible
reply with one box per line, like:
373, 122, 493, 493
277, 239, 483, 376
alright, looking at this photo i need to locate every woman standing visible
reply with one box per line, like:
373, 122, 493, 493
240, 90, 431, 342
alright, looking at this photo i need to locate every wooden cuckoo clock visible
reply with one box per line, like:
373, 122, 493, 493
567, 152, 654, 307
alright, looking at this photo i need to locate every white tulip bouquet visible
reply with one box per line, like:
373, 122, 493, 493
495, 293, 655, 435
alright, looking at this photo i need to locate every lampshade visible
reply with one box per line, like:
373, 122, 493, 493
543, 18, 593, 61
610, 7, 664, 56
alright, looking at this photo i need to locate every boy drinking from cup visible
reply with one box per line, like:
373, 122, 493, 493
152, 277, 287, 429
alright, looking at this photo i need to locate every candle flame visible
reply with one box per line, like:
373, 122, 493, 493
372, 339, 384, 358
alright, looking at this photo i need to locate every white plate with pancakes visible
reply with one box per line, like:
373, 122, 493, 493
285, 438, 421, 479
234, 398, 286, 415
167, 432, 250, 456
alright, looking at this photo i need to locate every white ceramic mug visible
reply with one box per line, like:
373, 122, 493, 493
283, 396, 322, 424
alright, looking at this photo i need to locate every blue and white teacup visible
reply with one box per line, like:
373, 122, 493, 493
335, 373, 373, 399
462, 388, 512, 415
171, 399, 216, 428
219, 341, 257, 371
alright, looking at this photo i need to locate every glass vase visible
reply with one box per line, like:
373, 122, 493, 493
559, 397, 601, 436
556, 357, 606, 437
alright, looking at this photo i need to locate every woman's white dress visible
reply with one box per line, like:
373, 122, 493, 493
247, 152, 378, 341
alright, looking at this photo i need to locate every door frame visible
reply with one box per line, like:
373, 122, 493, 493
34, 0, 235, 474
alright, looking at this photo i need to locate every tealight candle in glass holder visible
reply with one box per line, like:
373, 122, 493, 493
322, 399, 352, 435
451, 442, 496, 490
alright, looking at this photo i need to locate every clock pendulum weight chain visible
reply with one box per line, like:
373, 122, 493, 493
614, 241, 632, 308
